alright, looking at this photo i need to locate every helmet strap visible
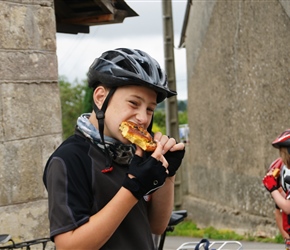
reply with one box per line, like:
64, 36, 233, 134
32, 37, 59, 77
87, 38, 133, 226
93, 88, 117, 171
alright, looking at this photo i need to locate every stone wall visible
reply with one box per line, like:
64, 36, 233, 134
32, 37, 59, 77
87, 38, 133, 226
183, 0, 290, 237
0, 0, 62, 240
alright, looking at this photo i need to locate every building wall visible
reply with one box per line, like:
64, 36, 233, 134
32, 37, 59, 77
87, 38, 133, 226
0, 0, 62, 239
183, 0, 290, 237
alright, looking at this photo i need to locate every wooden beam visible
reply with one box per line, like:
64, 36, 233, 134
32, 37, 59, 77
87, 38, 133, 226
59, 13, 115, 25
56, 23, 90, 34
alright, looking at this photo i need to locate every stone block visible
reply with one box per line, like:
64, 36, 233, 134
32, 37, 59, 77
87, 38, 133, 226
183, 195, 279, 238
0, 1, 56, 51
2, 0, 53, 7
0, 51, 58, 81
0, 200, 52, 241
1, 82, 62, 141
0, 134, 62, 205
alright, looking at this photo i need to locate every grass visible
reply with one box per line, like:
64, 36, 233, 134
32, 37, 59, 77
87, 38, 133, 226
168, 220, 284, 244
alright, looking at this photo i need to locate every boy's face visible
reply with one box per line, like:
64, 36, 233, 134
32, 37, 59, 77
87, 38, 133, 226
104, 85, 157, 143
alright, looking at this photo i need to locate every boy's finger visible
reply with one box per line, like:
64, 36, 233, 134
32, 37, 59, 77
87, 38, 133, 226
151, 140, 163, 160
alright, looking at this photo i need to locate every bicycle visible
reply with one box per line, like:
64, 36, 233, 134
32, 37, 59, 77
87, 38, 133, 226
0, 235, 52, 250
176, 238, 243, 250
156, 209, 188, 250
157, 211, 243, 250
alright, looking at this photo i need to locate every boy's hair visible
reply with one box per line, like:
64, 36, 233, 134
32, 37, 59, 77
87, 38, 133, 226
280, 147, 290, 168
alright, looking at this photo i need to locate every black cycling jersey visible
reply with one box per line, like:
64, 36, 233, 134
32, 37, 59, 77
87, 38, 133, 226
43, 131, 155, 249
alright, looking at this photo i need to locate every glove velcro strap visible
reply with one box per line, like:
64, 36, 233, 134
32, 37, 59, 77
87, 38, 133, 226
122, 174, 165, 200
270, 186, 279, 193
122, 175, 145, 200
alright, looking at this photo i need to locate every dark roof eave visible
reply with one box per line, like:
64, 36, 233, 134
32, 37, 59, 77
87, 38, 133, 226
55, 0, 138, 34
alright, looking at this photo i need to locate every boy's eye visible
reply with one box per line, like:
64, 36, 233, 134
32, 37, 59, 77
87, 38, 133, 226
147, 108, 154, 113
129, 101, 138, 106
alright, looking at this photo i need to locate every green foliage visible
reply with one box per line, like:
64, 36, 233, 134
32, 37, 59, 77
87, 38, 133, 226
59, 76, 86, 139
152, 123, 164, 135
274, 233, 284, 243
83, 83, 94, 113
178, 100, 187, 112
156, 101, 165, 110
153, 108, 188, 134
156, 99, 187, 112
153, 110, 166, 134
178, 110, 188, 125
168, 220, 284, 244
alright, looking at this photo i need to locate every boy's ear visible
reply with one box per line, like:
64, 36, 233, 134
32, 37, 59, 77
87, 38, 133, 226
93, 86, 108, 109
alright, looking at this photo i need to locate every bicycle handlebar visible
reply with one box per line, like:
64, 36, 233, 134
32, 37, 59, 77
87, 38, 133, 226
0, 236, 51, 250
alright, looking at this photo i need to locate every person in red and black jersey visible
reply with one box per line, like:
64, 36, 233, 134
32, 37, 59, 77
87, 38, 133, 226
263, 129, 290, 247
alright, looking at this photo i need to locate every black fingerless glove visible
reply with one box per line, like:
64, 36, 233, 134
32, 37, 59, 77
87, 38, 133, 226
164, 148, 185, 177
122, 155, 167, 200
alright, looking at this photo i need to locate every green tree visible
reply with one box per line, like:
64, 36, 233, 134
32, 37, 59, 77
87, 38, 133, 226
83, 82, 94, 113
178, 110, 188, 125
59, 76, 86, 139
153, 110, 166, 134
178, 100, 187, 112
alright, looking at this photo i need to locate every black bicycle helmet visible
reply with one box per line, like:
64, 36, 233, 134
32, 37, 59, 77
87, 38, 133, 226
272, 129, 290, 149
87, 48, 176, 103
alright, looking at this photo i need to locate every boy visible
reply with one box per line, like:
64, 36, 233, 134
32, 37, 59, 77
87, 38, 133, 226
43, 48, 185, 249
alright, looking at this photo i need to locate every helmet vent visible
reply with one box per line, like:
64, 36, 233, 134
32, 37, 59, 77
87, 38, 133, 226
116, 59, 138, 75
139, 61, 151, 77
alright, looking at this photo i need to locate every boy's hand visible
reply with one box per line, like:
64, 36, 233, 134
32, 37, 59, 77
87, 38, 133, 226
153, 132, 185, 177
263, 175, 279, 193
123, 141, 167, 200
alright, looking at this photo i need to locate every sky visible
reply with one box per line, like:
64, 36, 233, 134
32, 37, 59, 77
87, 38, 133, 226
56, 0, 188, 100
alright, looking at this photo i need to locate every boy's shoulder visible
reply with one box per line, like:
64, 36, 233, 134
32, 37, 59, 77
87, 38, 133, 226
50, 133, 91, 160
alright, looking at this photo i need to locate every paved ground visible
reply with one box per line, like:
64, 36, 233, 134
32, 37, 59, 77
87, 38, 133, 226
163, 236, 285, 250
